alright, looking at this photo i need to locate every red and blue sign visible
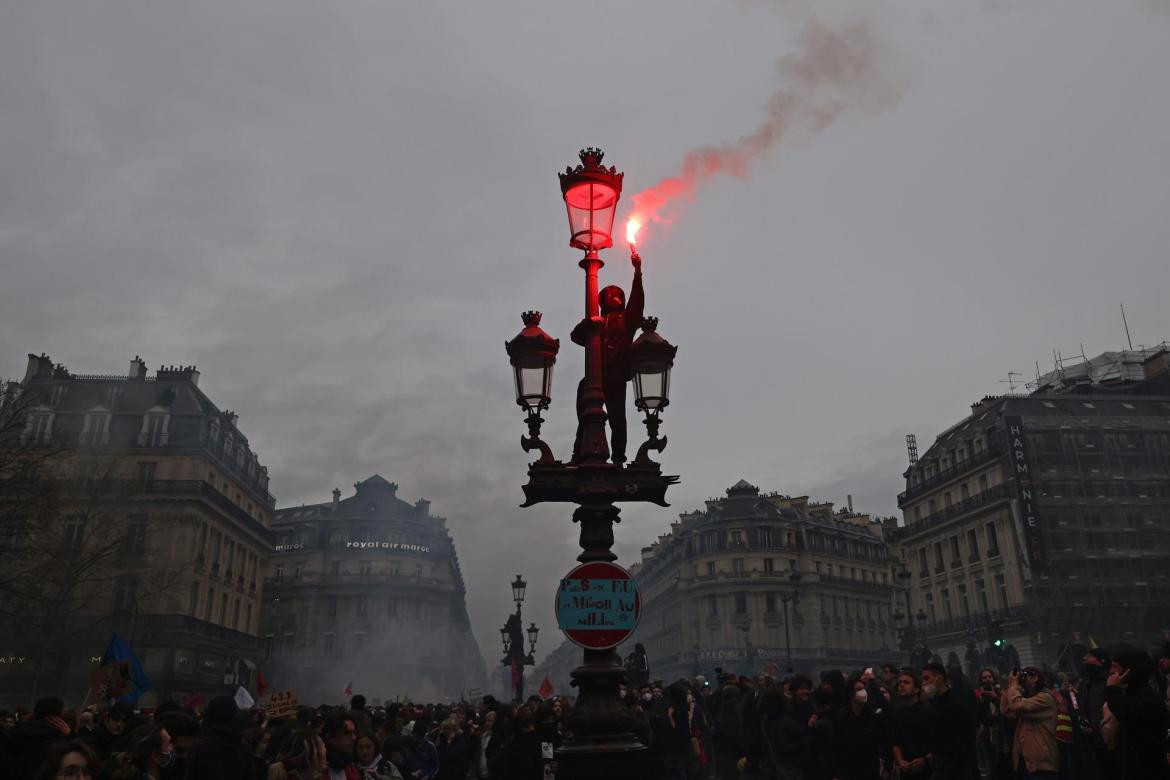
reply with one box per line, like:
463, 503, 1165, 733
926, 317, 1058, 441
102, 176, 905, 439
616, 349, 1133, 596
556, 561, 641, 650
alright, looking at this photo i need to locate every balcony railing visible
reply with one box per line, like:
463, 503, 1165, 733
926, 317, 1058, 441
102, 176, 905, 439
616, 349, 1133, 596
891, 484, 1012, 541
899, 443, 1003, 505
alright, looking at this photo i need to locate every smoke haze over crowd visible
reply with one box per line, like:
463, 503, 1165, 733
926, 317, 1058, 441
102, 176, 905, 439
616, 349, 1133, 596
2, 0, 1168, 676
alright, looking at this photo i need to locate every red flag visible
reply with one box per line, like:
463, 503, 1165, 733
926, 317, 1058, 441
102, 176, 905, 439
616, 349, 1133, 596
181, 692, 205, 711
256, 671, 270, 697
343, 681, 353, 697
538, 675, 555, 700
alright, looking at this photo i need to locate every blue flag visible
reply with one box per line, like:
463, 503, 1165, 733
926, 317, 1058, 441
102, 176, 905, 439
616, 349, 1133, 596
100, 634, 151, 704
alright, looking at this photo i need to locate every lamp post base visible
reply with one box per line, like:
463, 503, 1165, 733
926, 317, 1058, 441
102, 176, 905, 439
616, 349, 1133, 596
521, 454, 676, 778
557, 648, 649, 780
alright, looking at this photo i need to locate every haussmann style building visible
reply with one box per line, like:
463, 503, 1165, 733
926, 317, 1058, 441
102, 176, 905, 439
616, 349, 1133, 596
628, 480, 899, 682
892, 345, 1170, 673
260, 476, 485, 703
0, 353, 274, 705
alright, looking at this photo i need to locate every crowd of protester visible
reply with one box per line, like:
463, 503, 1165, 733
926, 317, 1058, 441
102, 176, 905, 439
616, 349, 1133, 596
0, 642, 1166, 780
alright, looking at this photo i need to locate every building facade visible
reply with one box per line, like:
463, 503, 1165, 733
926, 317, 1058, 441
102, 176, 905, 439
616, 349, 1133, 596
629, 480, 898, 682
893, 346, 1170, 673
0, 353, 273, 705
260, 476, 485, 703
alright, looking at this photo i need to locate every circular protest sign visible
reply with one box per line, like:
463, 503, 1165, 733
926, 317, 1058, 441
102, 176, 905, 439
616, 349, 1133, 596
555, 561, 641, 650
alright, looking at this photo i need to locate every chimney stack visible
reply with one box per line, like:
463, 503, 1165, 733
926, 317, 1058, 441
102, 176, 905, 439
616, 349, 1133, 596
24, 353, 54, 383
129, 355, 147, 381
415, 498, 431, 518
332, 488, 341, 511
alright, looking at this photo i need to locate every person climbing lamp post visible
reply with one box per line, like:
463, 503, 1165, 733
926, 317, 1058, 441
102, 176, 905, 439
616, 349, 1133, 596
504, 148, 679, 779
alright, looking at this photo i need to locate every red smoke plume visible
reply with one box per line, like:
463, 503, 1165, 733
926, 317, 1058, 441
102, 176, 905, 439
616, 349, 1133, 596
625, 17, 901, 245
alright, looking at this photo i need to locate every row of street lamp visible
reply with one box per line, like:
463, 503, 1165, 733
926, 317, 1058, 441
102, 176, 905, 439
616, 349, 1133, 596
500, 574, 539, 701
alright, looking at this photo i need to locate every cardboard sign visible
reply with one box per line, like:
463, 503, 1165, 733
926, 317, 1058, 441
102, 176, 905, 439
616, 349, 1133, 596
264, 690, 299, 719
90, 661, 133, 701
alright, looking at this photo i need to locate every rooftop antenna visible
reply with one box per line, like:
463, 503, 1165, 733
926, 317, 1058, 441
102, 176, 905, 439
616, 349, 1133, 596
906, 434, 919, 465
1120, 304, 1133, 350
999, 371, 1022, 393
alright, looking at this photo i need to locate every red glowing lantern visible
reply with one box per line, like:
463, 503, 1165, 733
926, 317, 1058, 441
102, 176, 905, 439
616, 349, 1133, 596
558, 147, 624, 252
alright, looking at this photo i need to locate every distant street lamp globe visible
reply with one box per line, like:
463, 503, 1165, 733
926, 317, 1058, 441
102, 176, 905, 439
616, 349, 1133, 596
558, 147, 623, 252
629, 317, 678, 413
527, 622, 540, 649
500, 626, 511, 654
506, 312, 559, 412
511, 574, 528, 604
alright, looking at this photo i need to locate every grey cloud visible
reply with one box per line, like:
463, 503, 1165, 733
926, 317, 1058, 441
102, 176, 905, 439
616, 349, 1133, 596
2, 0, 1169, 668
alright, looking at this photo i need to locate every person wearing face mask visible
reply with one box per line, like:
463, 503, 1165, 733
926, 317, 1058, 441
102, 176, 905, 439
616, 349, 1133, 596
108, 723, 173, 780
157, 712, 198, 780
920, 662, 976, 780
830, 674, 887, 780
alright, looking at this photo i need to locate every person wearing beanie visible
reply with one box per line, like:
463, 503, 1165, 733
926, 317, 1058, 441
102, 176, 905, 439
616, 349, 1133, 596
1103, 646, 1169, 780
183, 695, 253, 779
1002, 667, 1059, 777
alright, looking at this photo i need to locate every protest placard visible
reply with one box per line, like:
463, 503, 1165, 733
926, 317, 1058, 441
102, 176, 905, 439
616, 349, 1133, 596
265, 689, 298, 719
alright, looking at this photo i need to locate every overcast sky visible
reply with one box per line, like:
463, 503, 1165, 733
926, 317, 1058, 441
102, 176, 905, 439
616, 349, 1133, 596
3, 0, 1168, 668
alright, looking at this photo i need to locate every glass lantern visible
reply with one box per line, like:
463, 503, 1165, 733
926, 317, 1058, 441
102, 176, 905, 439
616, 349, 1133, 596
505, 312, 559, 412
629, 316, 678, 414
511, 574, 527, 604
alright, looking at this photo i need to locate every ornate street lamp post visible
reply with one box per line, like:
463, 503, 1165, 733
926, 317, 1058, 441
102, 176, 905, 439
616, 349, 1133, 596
504, 148, 680, 779
501, 574, 537, 701
738, 617, 754, 676
896, 562, 915, 662
781, 571, 801, 674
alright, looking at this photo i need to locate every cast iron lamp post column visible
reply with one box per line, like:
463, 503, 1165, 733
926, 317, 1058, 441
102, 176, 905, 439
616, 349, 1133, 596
504, 148, 680, 780
739, 617, 754, 676
896, 562, 915, 663
781, 571, 801, 674
500, 575, 537, 701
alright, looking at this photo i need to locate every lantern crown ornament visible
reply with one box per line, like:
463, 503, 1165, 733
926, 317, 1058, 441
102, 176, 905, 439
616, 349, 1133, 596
505, 311, 559, 412
559, 147, 624, 252
629, 316, 678, 413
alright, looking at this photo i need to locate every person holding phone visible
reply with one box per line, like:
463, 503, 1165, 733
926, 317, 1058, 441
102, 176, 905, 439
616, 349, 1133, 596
1002, 667, 1058, 779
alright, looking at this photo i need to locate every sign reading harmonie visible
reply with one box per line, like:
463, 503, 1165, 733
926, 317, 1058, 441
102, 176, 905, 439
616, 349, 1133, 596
1004, 415, 1047, 574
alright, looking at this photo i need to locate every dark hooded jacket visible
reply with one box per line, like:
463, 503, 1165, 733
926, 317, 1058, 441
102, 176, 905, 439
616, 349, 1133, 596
1, 718, 66, 780
1105, 680, 1170, 780
183, 701, 253, 780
